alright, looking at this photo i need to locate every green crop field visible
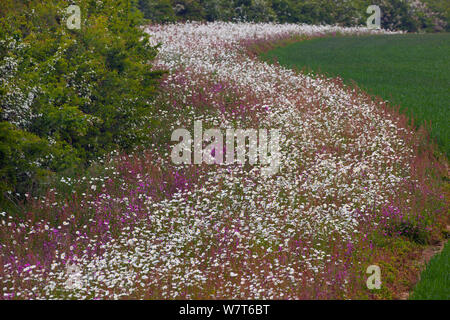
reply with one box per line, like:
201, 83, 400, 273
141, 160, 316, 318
262, 33, 450, 157
410, 242, 450, 300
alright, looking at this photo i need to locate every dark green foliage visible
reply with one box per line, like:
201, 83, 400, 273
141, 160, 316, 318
262, 33, 450, 157
1, 1, 448, 206
0, 122, 51, 197
135, 0, 449, 32
138, 0, 177, 22
232, 0, 277, 22
271, 0, 299, 23
422, 0, 450, 31
0, 0, 164, 204
171, 0, 206, 21
365, 0, 420, 31
200, 0, 235, 21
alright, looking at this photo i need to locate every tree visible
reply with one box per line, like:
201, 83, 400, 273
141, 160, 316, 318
171, 0, 206, 21
200, 0, 235, 21
271, 0, 300, 23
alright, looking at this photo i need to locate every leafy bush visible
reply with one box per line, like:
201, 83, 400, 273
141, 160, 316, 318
412, 0, 449, 31
135, 0, 449, 31
171, 0, 206, 21
234, 0, 277, 22
138, 0, 177, 23
201, 0, 236, 22
361, 0, 420, 31
0, 0, 164, 204
271, 0, 300, 23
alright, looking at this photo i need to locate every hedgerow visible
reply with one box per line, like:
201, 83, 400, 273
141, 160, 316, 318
0, 0, 164, 204
137, 0, 449, 32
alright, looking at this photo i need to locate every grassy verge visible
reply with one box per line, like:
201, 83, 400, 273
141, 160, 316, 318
261, 33, 450, 157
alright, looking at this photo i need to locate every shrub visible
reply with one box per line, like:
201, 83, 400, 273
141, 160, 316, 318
138, 0, 177, 23
134, 0, 449, 31
0, 0, 164, 205
171, 0, 206, 21
201, 0, 236, 22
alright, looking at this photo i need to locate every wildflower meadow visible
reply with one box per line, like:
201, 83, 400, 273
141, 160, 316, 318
1, 19, 447, 300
